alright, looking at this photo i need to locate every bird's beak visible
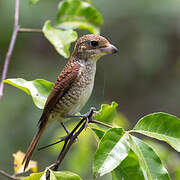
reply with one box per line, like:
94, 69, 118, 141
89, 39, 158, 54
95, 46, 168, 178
100, 44, 118, 54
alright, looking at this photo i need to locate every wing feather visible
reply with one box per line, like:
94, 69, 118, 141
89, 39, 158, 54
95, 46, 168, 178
38, 62, 80, 128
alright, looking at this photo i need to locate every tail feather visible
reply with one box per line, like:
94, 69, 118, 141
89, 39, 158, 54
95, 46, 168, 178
22, 126, 46, 171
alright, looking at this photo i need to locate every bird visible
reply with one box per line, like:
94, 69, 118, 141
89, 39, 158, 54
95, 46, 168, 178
22, 34, 118, 170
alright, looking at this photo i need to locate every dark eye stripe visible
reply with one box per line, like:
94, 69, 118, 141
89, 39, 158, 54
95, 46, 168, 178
90, 41, 98, 47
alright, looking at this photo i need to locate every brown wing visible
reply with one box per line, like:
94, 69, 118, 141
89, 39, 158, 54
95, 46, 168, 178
38, 61, 80, 128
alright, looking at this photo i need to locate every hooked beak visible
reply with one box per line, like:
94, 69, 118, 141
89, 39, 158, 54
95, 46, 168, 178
100, 44, 118, 54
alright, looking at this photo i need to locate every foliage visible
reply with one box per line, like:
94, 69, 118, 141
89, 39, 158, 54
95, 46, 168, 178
22, 169, 82, 180
5, 76, 180, 179
56, 0, 103, 34
133, 112, 180, 152
42, 0, 102, 58
3, 78, 53, 109
43, 21, 78, 58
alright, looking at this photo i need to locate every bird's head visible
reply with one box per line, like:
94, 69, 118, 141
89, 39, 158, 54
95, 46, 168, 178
72, 34, 118, 61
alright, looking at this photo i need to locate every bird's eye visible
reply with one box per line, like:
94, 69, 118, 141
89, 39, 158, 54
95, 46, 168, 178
90, 41, 98, 47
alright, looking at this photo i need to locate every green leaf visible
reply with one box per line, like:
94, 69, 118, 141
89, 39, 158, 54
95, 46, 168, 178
49, 170, 83, 180
112, 150, 144, 180
43, 20, 77, 58
4, 78, 53, 109
133, 112, 180, 152
29, 0, 39, 5
93, 128, 129, 178
90, 124, 106, 141
56, 0, 103, 34
129, 135, 171, 180
93, 101, 118, 124
22, 172, 44, 180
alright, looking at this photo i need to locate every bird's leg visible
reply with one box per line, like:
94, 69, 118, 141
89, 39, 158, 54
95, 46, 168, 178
58, 107, 97, 139
56, 123, 71, 141
38, 108, 97, 151
64, 107, 97, 119
83, 107, 97, 130
60, 122, 70, 134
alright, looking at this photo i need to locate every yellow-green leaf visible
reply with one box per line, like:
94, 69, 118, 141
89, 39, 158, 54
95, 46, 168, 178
133, 112, 180, 152
4, 78, 53, 109
49, 169, 83, 180
93, 128, 129, 178
56, 0, 103, 34
112, 150, 144, 180
129, 135, 170, 180
93, 101, 118, 124
43, 20, 77, 58
22, 172, 44, 180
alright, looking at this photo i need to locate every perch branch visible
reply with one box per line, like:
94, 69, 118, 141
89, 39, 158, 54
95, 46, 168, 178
0, 0, 20, 99
0, 0, 42, 100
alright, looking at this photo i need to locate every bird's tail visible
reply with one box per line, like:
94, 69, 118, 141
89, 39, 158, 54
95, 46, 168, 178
22, 125, 46, 171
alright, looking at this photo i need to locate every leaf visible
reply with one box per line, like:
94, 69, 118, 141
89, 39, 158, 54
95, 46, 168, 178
133, 112, 180, 152
93, 128, 129, 178
93, 101, 118, 124
43, 20, 77, 58
4, 78, 53, 109
90, 124, 106, 141
112, 150, 144, 180
23, 172, 44, 180
49, 169, 83, 180
129, 135, 171, 180
29, 0, 39, 5
56, 0, 103, 34
13, 150, 38, 174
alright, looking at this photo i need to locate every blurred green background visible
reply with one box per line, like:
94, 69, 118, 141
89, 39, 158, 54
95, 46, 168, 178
1, 0, 180, 179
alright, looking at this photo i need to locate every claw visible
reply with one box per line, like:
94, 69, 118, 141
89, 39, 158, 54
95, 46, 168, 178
56, 134, 70, 141
56, 133, 79, 142
84, 119, 89, 131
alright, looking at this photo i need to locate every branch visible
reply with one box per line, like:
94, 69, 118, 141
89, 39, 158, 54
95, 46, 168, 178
0, 170, 20, 180
48, 117, 86, 171
90, 119, 113, 128
19, 28, 42, 33
0, 0, 20, 100
0, 1, 42, 100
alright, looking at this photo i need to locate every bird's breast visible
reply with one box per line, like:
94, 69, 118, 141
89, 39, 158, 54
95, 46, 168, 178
50, 61, 96, 122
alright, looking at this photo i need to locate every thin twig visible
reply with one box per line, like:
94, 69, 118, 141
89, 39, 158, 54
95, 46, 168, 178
90, 119, 113, 128
0, 170, 20, 180
0, 0, 20, 99
19, 28, 42, 33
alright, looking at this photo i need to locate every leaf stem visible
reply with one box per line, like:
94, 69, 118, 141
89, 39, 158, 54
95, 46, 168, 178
0, 0, 20, 99
19, 28, 42, 33
90, 119, 112, 128
0, 170, 20, 180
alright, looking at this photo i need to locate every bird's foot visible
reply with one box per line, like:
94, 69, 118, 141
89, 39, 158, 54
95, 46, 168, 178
63, 107, 99, 119
83, 107, 98, 130
56, 134, 69, 141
